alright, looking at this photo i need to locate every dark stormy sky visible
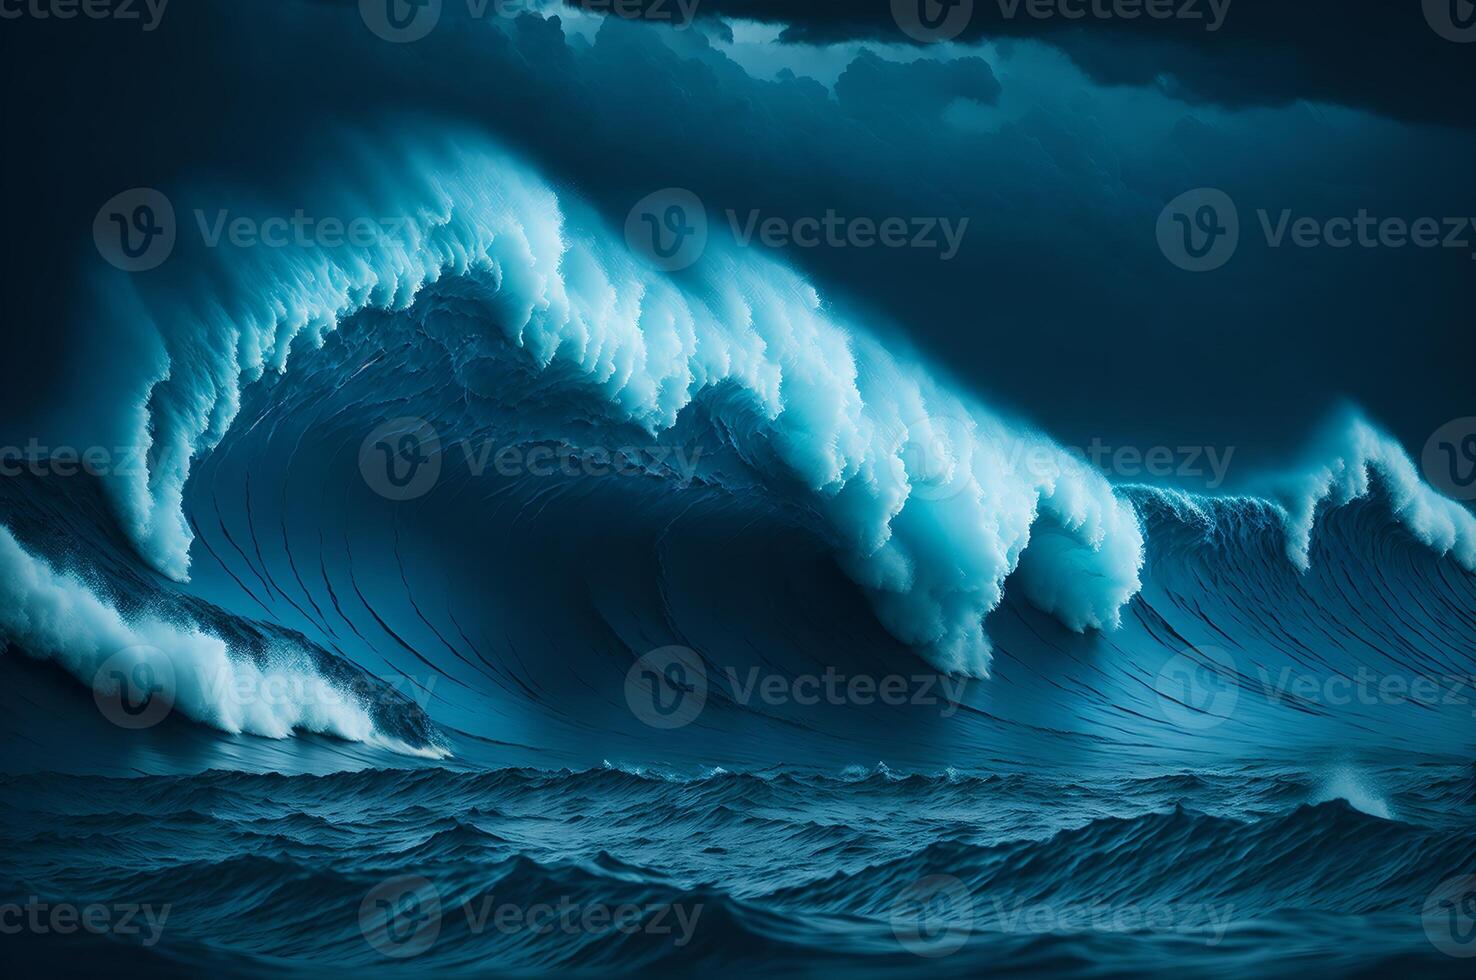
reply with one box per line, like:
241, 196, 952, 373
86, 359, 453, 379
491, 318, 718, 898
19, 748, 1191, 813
1, 0, 1471, 480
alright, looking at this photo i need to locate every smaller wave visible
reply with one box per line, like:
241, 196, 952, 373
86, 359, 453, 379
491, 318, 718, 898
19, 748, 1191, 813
1126, 412, 1476, 578
775, 797, 1462, 921
1309, 764, 1394, 820
1278, 413, 1476, 573
0, 524, 442, 755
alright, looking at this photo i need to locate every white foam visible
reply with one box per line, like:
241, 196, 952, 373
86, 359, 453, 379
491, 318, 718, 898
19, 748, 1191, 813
84, 131, 1144, 677
1278, 413, 1476, 572
1310, 764, 1394, 820
0, 524, 410, 747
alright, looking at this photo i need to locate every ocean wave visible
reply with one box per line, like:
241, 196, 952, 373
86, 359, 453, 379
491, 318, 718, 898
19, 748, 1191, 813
772, 797, 1465, 920
0, 521, 444, 755
1125, 414, 1476, 578
82, 128, 1145, 677
65, 126, 1471, 692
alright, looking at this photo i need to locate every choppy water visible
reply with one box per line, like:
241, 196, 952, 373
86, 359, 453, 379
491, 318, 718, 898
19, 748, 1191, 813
3, 762, 1474, 976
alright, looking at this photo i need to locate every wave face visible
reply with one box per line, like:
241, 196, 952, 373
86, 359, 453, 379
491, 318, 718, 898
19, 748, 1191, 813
3, 762, 1473, 977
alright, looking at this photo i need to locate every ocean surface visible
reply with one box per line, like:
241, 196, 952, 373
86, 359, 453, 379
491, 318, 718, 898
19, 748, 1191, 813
3, 762, 1475, 977
1, 131, 1473, 976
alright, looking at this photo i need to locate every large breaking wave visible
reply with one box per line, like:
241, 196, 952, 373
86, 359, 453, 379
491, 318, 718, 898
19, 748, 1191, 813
1, 127, 1473, 762
76, 129, 1150, 677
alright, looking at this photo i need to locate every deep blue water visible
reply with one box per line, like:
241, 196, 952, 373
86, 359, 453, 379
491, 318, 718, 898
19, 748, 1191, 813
4, 762, 1475, 977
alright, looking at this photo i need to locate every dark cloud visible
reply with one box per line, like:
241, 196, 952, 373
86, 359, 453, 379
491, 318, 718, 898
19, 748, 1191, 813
568, 0, 1476, 128
835, 49, 1001, 119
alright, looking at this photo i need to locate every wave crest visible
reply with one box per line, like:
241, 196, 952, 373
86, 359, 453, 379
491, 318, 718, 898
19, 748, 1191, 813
85, 129, 1145, 676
